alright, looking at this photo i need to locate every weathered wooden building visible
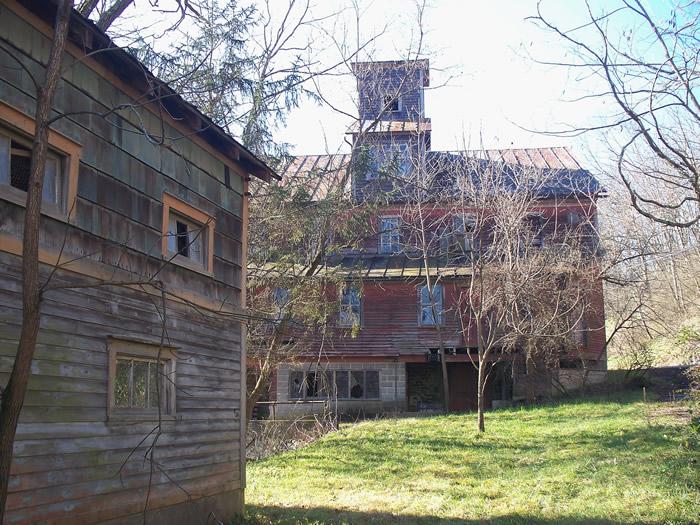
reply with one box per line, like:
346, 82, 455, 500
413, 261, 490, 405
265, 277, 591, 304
0, 1, 274, 523
271, 60, 607, 417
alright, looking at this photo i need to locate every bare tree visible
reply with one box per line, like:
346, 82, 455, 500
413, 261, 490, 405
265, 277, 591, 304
450, 154, 601, 432
530, 0, 700, 228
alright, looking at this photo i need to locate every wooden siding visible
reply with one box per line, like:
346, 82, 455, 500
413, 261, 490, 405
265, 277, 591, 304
0, 2, 249, 523
0, 251, 243, 524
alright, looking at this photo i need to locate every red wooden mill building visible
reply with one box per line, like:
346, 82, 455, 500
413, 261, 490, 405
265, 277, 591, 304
270, 60, 606, 416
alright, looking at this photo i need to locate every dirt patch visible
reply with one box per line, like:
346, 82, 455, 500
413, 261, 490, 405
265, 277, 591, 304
647, 403, 694, 425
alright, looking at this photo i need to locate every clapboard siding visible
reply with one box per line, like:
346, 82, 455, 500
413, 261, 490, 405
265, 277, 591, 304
0, 1, 254, 521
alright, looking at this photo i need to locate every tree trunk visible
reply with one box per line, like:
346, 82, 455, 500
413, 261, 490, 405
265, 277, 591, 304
246, 372, 268, 422
476, 359, 486, 433
0, 1, 73, 518
439, 346, 450, 411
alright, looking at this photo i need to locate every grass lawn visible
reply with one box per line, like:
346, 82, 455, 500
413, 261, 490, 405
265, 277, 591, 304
243, 393, 699, 525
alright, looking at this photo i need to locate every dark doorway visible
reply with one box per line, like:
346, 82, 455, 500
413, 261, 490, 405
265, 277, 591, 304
447, 362, 513, 412
447, 363, 477, 412
406, 363, 444, 411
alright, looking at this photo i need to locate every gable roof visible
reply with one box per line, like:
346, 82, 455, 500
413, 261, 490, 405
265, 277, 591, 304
278, 147, 601, 201
21, 0, 277, 182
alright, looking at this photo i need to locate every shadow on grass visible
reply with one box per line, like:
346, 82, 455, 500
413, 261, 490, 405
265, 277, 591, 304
239, 505, 648, 525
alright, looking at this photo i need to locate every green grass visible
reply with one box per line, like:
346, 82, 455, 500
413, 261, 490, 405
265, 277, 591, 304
243, 393, 699, 525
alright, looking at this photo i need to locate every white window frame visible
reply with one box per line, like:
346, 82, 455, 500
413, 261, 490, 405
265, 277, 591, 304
107, 337, 177, 421
379, 216, 401, 254
338, 286, 362, 327
368, 142, 410, 180
383, 93, 402, 113
419, 283, 444, 326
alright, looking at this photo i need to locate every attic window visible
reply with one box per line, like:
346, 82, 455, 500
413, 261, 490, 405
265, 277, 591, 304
384, 94, 401, 112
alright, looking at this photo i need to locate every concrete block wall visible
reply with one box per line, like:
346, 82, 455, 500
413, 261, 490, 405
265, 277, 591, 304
274, 361, 406, 418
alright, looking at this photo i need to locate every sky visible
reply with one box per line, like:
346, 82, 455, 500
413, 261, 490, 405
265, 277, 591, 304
271, 0, 626, 160
117, 0, 673, 166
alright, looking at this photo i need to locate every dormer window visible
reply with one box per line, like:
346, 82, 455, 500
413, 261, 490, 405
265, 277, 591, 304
384, 94, 401, 113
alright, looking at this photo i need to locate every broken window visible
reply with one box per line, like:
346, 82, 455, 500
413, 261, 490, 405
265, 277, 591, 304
451, 214, 475, 257
167, 212, 205, 265
350, 371, 365, 398
289, 370, 304, 399
289, 369, 380, 400
383, 93, 401, 112
339, 286, 361, 327
0, 130, 62, 205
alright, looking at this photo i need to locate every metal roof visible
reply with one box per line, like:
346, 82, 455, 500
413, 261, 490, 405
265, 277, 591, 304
278, 147, 600, 201
251, 255, 472, 281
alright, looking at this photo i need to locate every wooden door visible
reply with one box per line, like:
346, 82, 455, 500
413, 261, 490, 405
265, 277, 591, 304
448, 363, 477, 412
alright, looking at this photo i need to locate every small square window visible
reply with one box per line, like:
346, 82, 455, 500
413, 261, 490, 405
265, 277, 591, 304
108, 338, 177, 420
162, 194, 215, 273
384, 94, 401, 112
167, 212, 205, 265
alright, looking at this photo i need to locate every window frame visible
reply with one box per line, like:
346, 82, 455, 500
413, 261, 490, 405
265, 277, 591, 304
107, 337, 178, 421
379, 216, 401, 254
419, 283, 444, 326
161, 193, 215, 274
368, 142, 410, 180
0, 101, 81, 221
383, 93, 402, 113
288, 369, 380, 400
338, 285, 362, 328
451, 214, 476, 257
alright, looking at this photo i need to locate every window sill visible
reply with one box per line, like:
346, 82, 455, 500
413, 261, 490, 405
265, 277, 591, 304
0, 185, 68, 222
163, 252, 214, 277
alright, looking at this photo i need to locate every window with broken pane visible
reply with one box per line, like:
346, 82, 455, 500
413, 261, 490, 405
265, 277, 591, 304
167, 212, 205, 265
0, 129, 62, 205
339, 286, 361, 327
114, 357, 168, 411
